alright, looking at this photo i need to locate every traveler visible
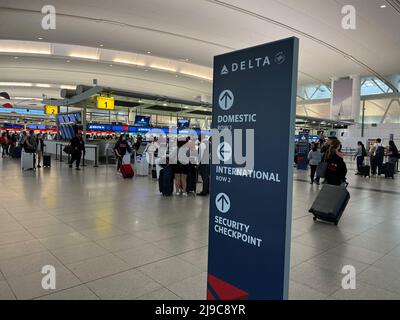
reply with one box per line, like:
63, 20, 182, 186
370, 138, 384, 175
147, 136, 160, 165
324, 139, 347, 186
23, 130, 38, 167
0, 132, 8, 157
197, 136, 211, 196
36, 133, 44, 168
354, 141, 367, 174
19, 131, 27, 147
25, 130, 37, 153
387, 140, 399, 164
320, 136, 338, 156
308, 143, 322, 185
113, 134, 132, 172
69, 133, 85, 170
174, 140, 189, 196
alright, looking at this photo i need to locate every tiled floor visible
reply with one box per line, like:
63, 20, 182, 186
1, 157, 400, 300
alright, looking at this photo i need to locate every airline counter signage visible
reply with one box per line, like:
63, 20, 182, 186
97, 96, 115, 110
45, 105, 58, 115
297, 132, 309, 170
208, 38, 299, 300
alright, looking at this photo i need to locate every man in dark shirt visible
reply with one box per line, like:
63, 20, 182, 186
69, 133, 85, 170
113, 134, 132, 171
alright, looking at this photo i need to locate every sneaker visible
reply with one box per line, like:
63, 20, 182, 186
182, 192, 188, 197
76, 167, 81, 170
37, 165, 41, 168
175, 192, 181, 196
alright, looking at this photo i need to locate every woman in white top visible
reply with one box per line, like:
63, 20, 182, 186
308, 143, 322, 185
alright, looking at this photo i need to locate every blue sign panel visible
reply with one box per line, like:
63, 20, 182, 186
208, 38, 299, 300
296, 132, 309, 170
87, 124, 111, 131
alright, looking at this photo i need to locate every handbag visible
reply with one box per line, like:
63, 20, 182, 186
316, 162, 328, 178
63, 145, 73, 154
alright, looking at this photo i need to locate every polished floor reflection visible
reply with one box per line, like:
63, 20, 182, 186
0, 158, 400, 300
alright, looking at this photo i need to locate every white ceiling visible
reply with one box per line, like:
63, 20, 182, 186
0, 0, 399, 102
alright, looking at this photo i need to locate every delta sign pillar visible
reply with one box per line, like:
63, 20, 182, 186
296, 131, 309, 171
207, 37, 299, 300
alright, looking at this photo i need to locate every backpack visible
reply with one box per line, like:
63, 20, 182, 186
375, 146, 384, 159
362, 146, 367, 157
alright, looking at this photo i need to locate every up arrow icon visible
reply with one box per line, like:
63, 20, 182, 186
218, 90, 234, 110
216, 193, 231, 213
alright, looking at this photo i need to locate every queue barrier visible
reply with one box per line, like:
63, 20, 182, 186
54, 142, 99, 167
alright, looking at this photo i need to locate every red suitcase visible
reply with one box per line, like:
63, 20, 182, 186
120, 164, 134, 178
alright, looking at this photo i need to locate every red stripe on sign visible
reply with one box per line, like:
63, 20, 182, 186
207, 274, 249, 300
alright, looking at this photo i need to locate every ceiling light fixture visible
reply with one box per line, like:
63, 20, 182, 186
69, 53, 99, 60
149, 64, 176, 72
0, 48, 51, 55
380, 4, 387, 8
113, 58, 146, 66
180, 71, 212, 81
99, 44, 104, 47
14, 56, 18, 59
37, 37, 44, 40
147, 51, 151, 54
36, 84, 51, 88
0, 82, 33, 87
60, 85, 76, 90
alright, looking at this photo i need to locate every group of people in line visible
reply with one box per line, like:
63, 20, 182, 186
307, 136, 399, 186
354, 138, 399, 175
307, 137, 348, 186
112, 133, 211, 197
0, 130, 45, 168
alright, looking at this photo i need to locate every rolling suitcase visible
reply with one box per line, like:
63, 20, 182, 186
43, 154, 51, 167
21, 151, 35, 170
120, 164, 134, 178
359, 165, 370, 177
384, 162, 395, 179
159, 166, 174, 196
309, 184, 350, 225
11, 146, 22, 159
135, 157, 149, 176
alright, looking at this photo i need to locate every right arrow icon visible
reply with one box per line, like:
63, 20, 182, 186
216, 193, 231, 213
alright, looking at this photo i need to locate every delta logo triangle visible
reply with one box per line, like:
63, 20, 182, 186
220, 65, 229, 75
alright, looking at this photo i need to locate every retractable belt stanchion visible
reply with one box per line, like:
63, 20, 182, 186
82, 146, 99, 167
59, 144, 64, 162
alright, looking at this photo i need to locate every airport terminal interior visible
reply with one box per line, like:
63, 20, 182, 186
1, 0, 400, 300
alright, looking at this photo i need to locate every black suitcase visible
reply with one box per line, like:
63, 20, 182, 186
152, 167, 157, 179
11, 146, 21, 159
159, 166, 174, 196
384, 162, 395, 179
309, 184, 350, 225
359, 165, 370, 177
43, 154, 51, 167
186, 165, 197, 193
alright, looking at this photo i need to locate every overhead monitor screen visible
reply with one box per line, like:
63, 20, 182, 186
135, 115, 150, 126
177, 119, 190, 130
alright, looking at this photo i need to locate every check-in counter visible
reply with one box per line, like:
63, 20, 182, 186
43, 140, 100, 166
